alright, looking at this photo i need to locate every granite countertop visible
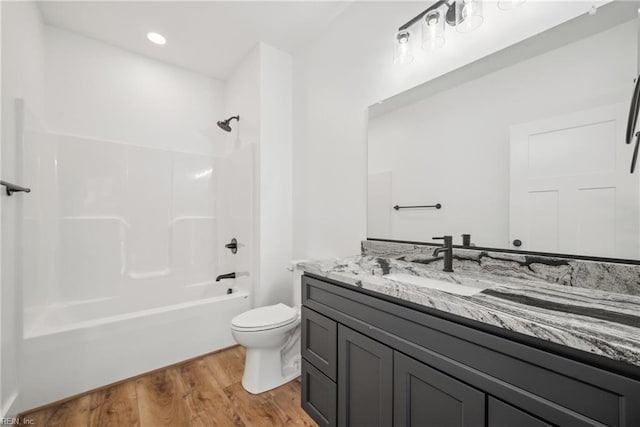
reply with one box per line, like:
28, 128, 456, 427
298, 255, 640, 367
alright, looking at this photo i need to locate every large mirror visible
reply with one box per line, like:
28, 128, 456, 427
368, 1, 640, 261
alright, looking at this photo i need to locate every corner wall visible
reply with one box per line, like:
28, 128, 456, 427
223, 43, 293, 308
258, 44, 293, 306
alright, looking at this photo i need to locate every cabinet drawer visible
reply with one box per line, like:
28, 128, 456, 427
302, 306, 337, 380
302, 359, 337, 427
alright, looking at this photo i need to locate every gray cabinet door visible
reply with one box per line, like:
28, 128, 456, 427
338, 325, 393, 427
394, 352, 485, 427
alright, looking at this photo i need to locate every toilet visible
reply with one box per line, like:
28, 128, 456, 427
231, 264, 304, 394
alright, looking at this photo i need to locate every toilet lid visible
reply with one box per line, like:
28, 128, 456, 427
231, 303, 298, 331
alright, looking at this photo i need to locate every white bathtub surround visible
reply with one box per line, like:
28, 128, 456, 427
22, 130, 231, 314
16, 112, 254, 410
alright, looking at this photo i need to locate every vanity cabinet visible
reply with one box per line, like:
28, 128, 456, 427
300, 274, 640, 427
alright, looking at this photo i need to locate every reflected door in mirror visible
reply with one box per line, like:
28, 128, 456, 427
509, 104, 639, 259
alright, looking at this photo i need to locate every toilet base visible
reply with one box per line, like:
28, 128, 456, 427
241, 347, 301, 394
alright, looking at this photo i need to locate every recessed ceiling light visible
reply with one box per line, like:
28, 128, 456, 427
147, 32, 166, 45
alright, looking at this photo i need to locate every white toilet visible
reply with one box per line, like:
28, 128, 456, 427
231, 264, 304, 394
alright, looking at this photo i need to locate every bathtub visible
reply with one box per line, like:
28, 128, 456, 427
18, 286, 250, 412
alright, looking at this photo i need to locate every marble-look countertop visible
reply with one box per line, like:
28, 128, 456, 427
299, 256, 640, 368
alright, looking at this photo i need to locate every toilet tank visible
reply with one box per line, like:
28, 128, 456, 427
290, 260, 307, 311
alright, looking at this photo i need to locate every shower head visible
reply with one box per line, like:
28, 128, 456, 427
217, 115, 240, 132
217, 120, 232, 132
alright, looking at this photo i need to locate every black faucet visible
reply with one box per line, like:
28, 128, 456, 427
216, 272, 236, 282
432, 236, 454, 273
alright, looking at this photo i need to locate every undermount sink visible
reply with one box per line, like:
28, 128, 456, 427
384, 273, 485, 296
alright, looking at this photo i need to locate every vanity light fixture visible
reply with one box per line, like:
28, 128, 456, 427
395, 0, 525, 65
394, 29, 414, 64
147, 32, 166, 45
456, 0, 484, 33
422, 9, 446, 51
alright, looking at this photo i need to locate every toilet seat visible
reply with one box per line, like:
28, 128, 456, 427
231, 303, 298, 332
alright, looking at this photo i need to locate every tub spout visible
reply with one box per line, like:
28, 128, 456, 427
216, 272, 236, 282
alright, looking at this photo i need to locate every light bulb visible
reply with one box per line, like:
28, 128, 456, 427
456, 0, 483, 33
422, 10, 445, 52
394, 29, 414, 65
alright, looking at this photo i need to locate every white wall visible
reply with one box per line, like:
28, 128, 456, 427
368, 20, 636, 247
44, 26, 225, 155
223, 43, 293, 308
0, 0, 46, 416
292, 1, 608, 259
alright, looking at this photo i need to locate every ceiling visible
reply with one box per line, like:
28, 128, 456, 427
38, 1, 353, 80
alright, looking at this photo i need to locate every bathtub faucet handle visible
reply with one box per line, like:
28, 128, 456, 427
225, 238, 238, 254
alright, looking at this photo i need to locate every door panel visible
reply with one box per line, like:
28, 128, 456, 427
394, 352, 485, 427
337, 325, 393, 427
